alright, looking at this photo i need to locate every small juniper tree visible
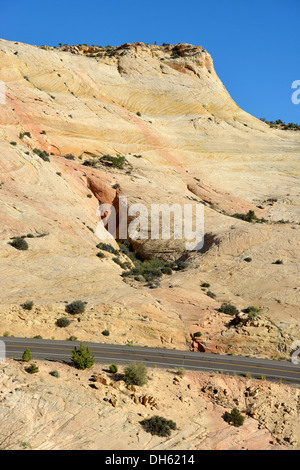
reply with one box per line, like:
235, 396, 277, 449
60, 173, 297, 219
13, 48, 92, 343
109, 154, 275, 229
224, 408, 245, 427
22, 348, 32, 362
71, 342, 94, 370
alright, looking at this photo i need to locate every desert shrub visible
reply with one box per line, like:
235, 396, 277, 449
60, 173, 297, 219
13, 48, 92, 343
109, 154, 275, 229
10, 237, 28, 251
136, 111, 142, 117
33, 148, 50, 162
193, 331, 202, 337
96, 242, 119, 256
19, 131, 31, 139
174, 367, 185, 377
56, 317, 71, 328
26, 364, 39, 374
109, 364, 118, 373
219, 303, 239, 316
206, 291, 216, 299
100, 155, 126, 169
223, 408, 245, 427
22, 348, 32, 362
65, 300, 86, 314
243, 306, 261, 319
201, 282, 210, 288
10, 141, 17, 146
49, 370, 60, 378
68, 336, 77, 341
96, 251, 105, 259
33, 335, 43, 339
63, 154, 75, 160
273, 259, 283, 265
244, 257, 252, 262
141, 415, 177, 437
71, 342, 95, 370
21, 301, 34, 311
124, 361, 148, 386
102, 330, 110, 336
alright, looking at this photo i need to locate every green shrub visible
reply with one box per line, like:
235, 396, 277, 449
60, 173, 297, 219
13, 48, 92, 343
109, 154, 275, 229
68, 336, 77, 341
10, 237, 29, 251
243, 306, 261, 319
21, 301, 34, 311
124, 361, 148, 386
26, 363, 39, 374
174, 367, 185, 377
223, 408, 245, 427
102, 330, 110, 336
141, 415, 177, 437
33, 148, 50, 162
206, 291, 216, 299
33, 335, 43, 339
193, 331, 202, 337
100, 155, 126, 169
49, 370, 60, 378
65, 300, 86, 314
109, 364, 118, 373
201, 282, 210, 288
96, 242, 119, 255
56, 317, 71, 328
219, 303, 239, 316
22, 348, 32, 362
71, 341, 95, 370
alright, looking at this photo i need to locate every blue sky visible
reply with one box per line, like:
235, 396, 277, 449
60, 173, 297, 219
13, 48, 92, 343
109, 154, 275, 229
1, 0, 299, 123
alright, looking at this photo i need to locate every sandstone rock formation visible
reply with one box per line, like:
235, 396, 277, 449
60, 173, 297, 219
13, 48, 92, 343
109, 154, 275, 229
0, 38, 299, 359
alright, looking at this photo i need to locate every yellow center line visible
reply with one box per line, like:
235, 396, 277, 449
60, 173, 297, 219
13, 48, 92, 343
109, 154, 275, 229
6, 344, 300, 375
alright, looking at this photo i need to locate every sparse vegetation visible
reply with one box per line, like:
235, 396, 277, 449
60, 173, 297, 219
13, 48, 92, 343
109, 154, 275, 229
174, 367, 186, 377
26, 364, 39, 374
21, 301, 34, 311
109, 364, 118, 373
141, 415, 177, 437
49, 370, 60, 378
219, 303, 239, 316
56, 317, 71, 328
124, 361, 148, 386
22, 348, 32, 362
10, 237, 29, 251
71, 341, 95, 370
65, 300, 86, 315
223, 408, 245, 427
232, 210, 265, 224
33, 148, 50, 162
102, 330, 110, 336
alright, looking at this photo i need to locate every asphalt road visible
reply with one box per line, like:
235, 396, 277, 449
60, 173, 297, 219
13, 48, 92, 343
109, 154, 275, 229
1, 337, 300, 383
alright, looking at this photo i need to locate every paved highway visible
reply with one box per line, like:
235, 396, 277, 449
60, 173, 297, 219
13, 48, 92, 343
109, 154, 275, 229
1, 337, 299, 383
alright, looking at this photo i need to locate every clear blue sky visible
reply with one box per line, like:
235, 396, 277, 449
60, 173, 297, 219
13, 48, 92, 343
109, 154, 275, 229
1, 0, 299, 123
